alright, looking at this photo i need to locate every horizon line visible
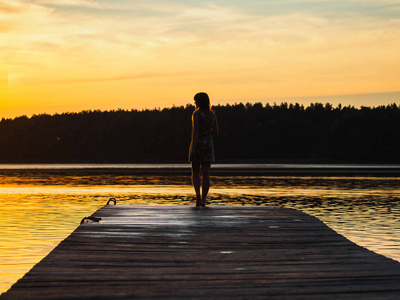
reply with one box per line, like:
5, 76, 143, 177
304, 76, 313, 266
2, 91, 400, 121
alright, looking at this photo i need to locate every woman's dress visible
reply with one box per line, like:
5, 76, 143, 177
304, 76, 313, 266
189, 110, 216, 163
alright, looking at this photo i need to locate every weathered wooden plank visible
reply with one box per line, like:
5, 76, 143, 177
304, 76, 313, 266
2, 205, 400, 299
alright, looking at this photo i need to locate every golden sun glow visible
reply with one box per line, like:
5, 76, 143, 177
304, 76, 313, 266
2, 0, 400, 118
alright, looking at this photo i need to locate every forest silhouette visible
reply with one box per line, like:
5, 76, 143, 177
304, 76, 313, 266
0, 102, 399, 163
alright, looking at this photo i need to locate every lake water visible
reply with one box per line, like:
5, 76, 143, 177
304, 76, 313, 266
1, 164, 400, 294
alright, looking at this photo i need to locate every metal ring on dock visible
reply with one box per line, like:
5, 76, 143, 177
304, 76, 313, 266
80, 216, 102, 224
107, 198, 117, 205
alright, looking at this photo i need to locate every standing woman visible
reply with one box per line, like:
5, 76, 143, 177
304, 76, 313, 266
189, 92, 219, 207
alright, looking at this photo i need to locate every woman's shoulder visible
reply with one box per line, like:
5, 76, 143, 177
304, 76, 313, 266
192, 110, 201, 118
194, 109, 215, 119
196, 109, 215, 114
209, 110, 217, 119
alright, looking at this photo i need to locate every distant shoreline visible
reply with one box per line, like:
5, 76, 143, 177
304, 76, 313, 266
1, 163, 400, 177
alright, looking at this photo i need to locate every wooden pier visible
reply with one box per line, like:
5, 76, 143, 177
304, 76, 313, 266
2, 205, 400, 299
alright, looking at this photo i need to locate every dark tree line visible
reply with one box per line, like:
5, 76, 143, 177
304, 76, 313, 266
0, 102, 399, 163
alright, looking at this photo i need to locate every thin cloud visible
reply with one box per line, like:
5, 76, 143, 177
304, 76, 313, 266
34, 0, 101, 8
0, 0, 25, 14
33, 71, 197, 84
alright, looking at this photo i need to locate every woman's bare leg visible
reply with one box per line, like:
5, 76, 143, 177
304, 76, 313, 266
201, 163, 211, 206
191, 162, 201, 206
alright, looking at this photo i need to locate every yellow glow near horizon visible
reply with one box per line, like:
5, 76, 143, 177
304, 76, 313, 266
2, 0, 400, 119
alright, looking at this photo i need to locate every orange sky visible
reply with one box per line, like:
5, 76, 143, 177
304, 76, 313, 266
1, 0, 400, 119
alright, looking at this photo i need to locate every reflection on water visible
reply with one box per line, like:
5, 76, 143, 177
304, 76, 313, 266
0, 172, 400, 294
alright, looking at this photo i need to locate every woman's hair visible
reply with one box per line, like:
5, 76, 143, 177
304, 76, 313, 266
194, 92, 211, 111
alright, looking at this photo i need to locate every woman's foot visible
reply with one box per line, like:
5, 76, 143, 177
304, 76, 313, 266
196, 195, 202, 207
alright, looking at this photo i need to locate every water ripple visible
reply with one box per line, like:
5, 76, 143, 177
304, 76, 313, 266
1, 174, 399, 294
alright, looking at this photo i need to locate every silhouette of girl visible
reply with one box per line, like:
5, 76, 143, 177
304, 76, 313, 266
189, 92, 219, 207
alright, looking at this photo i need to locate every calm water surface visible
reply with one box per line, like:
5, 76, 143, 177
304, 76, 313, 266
1, 168, 400, 294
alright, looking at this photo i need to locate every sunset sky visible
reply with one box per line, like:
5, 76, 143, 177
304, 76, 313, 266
1, 0, 400, 119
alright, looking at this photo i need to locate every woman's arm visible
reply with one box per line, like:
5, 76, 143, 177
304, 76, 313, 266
190, 112, 199, 155
212, 113, 218, 136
